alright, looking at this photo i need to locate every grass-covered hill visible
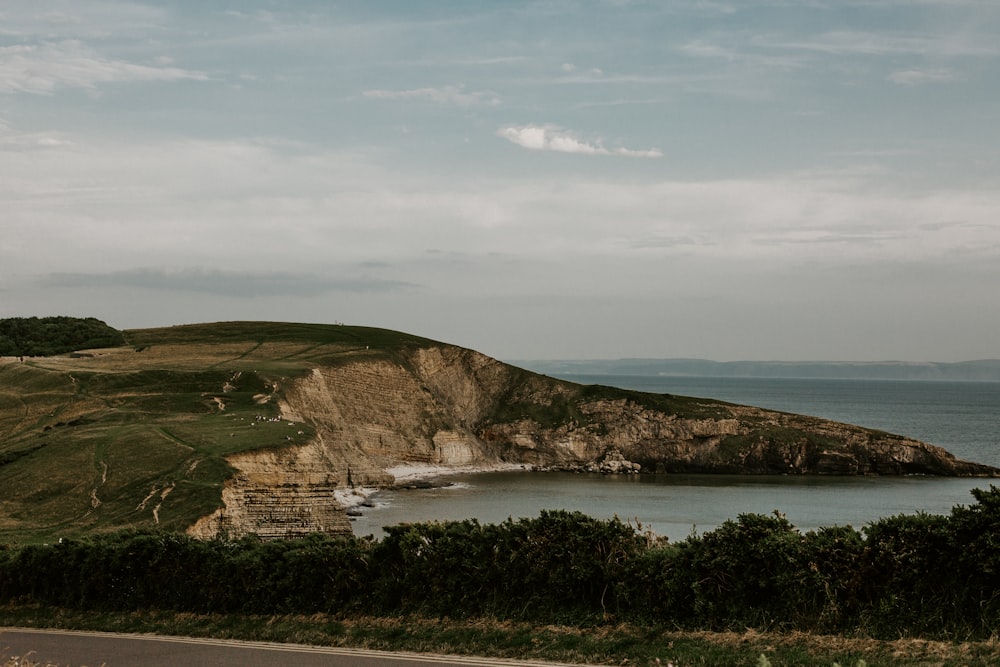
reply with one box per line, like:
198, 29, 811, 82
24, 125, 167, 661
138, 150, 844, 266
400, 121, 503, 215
1, 319, 996, 544
0, 320, 440, 542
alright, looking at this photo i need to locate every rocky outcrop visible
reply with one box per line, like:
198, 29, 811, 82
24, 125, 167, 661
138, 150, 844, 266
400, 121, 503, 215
190, 344, 999, 539
584, 448, 642, 474
187, 438, 361, 539
479, 398, 996, 477
188, 350, 504, 539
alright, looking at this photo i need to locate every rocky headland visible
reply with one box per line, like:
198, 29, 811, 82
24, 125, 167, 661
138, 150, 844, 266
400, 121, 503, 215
188, 339, 999, 539
2, 320, 995, 541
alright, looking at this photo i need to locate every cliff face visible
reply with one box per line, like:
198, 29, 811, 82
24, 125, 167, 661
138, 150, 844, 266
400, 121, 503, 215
193, 344, 998, 539
480, 399, 991, 477
188, 445, 351, 539
188, 348, 507, 539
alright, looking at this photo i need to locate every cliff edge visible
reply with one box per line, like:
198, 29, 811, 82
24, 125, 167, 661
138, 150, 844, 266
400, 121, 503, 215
191, 336, 998, 538
1, 321, 994, 542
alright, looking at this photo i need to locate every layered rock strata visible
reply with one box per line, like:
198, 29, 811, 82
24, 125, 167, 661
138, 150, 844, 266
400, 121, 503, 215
190, 345, 998, 539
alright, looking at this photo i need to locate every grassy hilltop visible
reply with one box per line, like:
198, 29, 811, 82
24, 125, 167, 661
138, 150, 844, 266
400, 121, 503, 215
0, 320, 437, 542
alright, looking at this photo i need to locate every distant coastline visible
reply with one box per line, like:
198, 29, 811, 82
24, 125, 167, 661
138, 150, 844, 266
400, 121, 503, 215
513, 358, 1000, 382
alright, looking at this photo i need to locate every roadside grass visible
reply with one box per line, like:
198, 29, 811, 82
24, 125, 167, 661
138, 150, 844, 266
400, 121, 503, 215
2, 605, 998, 666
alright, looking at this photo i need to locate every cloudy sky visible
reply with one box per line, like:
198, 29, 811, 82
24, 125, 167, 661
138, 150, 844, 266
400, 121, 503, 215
2, 1, 998, 362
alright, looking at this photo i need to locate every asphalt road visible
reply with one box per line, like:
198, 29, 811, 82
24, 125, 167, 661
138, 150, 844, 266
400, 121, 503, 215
1, 628, 587, 667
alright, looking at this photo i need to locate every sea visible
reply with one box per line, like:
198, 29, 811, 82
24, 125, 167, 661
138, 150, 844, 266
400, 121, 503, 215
349, 376, 1000, 541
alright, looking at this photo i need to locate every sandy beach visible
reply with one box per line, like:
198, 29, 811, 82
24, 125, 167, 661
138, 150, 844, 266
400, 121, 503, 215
333, 462, 528, 510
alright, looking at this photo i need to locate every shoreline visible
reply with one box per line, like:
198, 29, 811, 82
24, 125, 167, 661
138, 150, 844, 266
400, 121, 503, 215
333, 462, 529, 510
386, 461, 529, 485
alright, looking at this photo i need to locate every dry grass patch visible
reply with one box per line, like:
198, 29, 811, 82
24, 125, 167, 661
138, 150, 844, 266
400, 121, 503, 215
4, 606, 1000, 666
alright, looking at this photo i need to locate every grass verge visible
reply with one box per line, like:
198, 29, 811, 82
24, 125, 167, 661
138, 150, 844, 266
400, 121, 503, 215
2, 605, 999, 666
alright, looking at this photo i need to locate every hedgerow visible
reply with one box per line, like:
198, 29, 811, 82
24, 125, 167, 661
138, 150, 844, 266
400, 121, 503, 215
369, 510, 644, 621
2, 491, 999, 638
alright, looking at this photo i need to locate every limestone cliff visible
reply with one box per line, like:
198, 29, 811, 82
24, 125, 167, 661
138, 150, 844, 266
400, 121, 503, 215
192, 343, 998, 539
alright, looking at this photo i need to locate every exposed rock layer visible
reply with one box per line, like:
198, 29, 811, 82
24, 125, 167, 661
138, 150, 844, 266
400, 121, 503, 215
195, 344, 998, 539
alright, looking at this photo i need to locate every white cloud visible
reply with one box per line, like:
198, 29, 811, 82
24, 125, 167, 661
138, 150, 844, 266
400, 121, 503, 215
2, 127, 999, 361
0, 40, 207, 94
0, 2, 169, 40
761, 30, 999, 58
887, 67, 956, 85
362, 85, 500, 106
496, 125, 663, 158
0, 118, 73, 149
678, 39, 806, 70
2, 128, 996, 279
0, 0, 993, 361
39, 11, 83, 26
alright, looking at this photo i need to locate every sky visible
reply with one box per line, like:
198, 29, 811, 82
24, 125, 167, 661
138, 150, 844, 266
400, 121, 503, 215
1, 1, 998, 362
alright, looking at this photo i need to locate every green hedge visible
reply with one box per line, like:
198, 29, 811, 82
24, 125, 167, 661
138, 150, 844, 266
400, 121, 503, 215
3, 492, 1000, 638
369, 510, 645, 620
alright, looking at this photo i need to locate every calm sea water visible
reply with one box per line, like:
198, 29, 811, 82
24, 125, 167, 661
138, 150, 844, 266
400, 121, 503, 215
350, 376, 1000, 540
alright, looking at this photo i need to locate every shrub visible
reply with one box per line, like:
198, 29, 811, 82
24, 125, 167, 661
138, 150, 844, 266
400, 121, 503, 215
671, 513, 820, 629
0, 316, 125, 356
800, 524, 866, 629
858, 512, 956, 636
2, 491, 999, 639
369, 510, 645, 621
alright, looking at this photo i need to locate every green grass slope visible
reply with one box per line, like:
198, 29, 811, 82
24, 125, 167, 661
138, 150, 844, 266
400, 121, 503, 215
126, 320, 435, 347
0, 321, 442, 543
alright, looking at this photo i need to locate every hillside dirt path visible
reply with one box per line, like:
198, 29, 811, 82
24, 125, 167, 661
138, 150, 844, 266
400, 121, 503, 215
208, 342, 263, 368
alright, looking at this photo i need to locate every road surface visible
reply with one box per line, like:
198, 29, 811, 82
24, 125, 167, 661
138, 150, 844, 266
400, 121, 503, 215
1, 628, 589, 667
